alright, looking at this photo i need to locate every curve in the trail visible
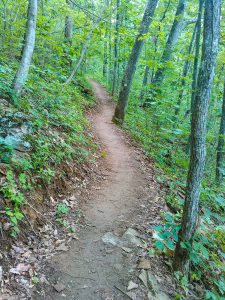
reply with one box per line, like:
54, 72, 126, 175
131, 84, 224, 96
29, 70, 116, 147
34, 81, 150, 300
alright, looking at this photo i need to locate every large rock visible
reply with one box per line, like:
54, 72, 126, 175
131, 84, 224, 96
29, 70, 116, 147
139, 270, 170, 300
0, 111, 32, 159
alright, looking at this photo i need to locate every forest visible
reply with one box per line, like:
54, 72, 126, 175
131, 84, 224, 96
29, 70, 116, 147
0, 0, 224, 299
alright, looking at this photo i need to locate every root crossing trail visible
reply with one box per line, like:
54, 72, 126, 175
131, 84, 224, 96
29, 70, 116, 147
34, 81, 157, 300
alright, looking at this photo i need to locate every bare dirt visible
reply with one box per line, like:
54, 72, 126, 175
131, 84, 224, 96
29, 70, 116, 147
33, 81, 172, 300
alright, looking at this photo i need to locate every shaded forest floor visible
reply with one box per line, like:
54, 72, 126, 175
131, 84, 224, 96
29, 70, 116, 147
31, 81, 175, 300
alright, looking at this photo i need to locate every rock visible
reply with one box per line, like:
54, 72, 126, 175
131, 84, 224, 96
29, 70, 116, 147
102, 232, 124, 247
122, 247, 133, 253
9, 268, 20, 275
0, 266, 3, 282
53, 282, 66, 293
127, 281, 138, 291
0, 111, 32, 158
16, 263, 31, 273
0, 99, 10, 109
55, 243, 69, 252
137, 258, 151, 270
139, 270, 170, 300
122, 228, 144, 247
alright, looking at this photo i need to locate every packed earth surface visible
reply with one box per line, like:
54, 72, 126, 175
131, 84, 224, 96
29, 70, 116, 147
32, 81, 173, 300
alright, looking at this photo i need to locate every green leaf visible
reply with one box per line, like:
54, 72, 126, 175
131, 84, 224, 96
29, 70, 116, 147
153, 225, 163, 232
180, 242, 187, 249
165, 239, 175, 250
155, 240, 165, 251
148, 248, 155, 257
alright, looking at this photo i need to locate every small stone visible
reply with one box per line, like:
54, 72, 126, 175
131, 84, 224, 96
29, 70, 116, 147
55, 243, 68, 252
127, 281, 138, 291
53, 282, 66, 293
137, 258, 151, 270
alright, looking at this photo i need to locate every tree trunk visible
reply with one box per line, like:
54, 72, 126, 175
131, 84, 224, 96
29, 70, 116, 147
174, 22, 197, 117
65, 0, 73, 45
12, 0, 38, 96
146, 0, 186, 103
139, 65, 150, 103
113, 0, 159, 124
103, 28, 108, 79
140, 1, 171, 105
186, 0, 204, 153
112, 0, 121, 97
108, 0, 113, 87
103, 0, 109, 79
216, 78, 225, 184
190, 0, 204, 116
64, 5, 109, 85
173, 0, 221, 274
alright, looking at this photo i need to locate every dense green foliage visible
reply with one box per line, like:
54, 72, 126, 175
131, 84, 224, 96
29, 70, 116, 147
0, 0, 97, 237
0, 0, 224, 298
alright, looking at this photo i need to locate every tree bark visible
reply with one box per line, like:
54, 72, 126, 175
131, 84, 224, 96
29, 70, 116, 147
174, 22, 197, 117
190, 0, 204, 116
140, 0, 171, 104
139, 65, 150, 103
216, 78, 225, 184
65, 0, 73, 45
151, 0, 186, 88
186, 0, 204, 153
64, 4, 109, 85
12, 0, 38, 96
173, 0, 221, 274
64, 24, 95, 85
113, 0, 159, 124
112, 0, 121, 97
103, 0, 109, 79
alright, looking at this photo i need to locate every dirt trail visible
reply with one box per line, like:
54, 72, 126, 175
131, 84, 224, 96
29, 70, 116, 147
34, 81, 157, 300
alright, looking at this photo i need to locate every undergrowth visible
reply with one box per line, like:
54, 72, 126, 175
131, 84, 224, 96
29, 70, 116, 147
94, 75, 225, 299
0, 58, 96, 238
125, 100, 225, 299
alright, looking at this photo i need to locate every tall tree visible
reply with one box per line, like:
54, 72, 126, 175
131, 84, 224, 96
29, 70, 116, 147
112, 0, 121, 97
216, 78, 225, 184
144, 0, 186, 106
174, 22, 197, 117
103, 0, 109, 79
65, 0, 73, 45
185, 0, 204, 153
139, 65, 150, 102
189, 0, 204, 114
113, 0, 159, 124
140, 0, 171, 103
173, 0, 221, 273
12, 0, 38, 95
